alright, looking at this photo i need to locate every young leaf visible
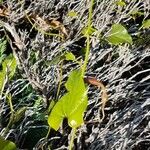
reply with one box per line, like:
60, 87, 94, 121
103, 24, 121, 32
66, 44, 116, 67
65, 52, 76, 61
116, 0, 126, 7
141, 19, 150, 29
48, 70, 88, 130
67, 11, 78, 17
0, 136, 16, 150
106, 24, 132, 45
82, 26, 97, 36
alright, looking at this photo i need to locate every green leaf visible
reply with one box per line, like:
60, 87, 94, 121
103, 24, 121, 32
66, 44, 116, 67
0, 55, 17, 91
13, 107, 27, 123
2, 54, 17, 79
0, 0, 3, 4
116, 0, 126, 7
130, 10, 144, 16
48, 70, 88, 130
65, 52, 76, 61
106, 24, 132, 45
0, 70, 6, 91
82, 26, 97, 36
67, 11, 78, 17
0, 136, 16, 150
141, 19, 150, 29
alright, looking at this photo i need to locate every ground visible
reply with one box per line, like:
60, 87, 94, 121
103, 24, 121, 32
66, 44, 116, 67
0, 0, 150, 150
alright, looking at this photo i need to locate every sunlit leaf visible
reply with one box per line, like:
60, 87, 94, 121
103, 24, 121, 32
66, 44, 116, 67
65, 52, 76, 61
106, 24, 132, 45
0, 136, 16, 150
141, 19, 150, 29
2, 54, 17, 79
0, 54, 17, 91
116, 0, 126, 7
48, 70, 88, 130
82, 26, 97, 36
0, 70, 5, 91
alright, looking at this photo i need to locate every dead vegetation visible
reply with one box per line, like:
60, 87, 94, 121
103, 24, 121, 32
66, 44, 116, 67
0, 0, 150, 149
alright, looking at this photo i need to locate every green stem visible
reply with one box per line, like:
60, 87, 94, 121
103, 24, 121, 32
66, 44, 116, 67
69, 128, 76, 150
56, 61, 63, 100
82, 0, 94, 76
7, 94, 14, 113
46, 127, 51, 139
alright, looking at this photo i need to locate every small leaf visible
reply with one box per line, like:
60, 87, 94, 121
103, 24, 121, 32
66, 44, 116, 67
0, 136, 16, 150
82, 26, 97, 36
2, 54, 17, 79
48, 70, 88, 130
116, 0, 126, 7
65, 52, 76, 61
106, 24, 132, 45
130, 10, 144, 16
13, 107, 27, 123
0, 54, 16, 91
141, 19, 150, 29
67, 11, 78, 17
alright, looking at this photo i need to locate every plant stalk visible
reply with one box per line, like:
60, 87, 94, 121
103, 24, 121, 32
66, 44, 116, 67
69, 128, 76, 150
82, 0, 94, 76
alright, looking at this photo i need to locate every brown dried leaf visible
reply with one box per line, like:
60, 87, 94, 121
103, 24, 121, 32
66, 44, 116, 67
50, 20, 61, 28
84, 76, 108, 122
30, 14, 50, 31
29, 15, 68, 37
50, 20, 68, 37
0, 6, 10, 17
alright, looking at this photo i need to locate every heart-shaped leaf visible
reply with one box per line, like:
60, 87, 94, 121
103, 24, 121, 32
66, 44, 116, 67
106, 24, 132, 45
48, 70, 88, 130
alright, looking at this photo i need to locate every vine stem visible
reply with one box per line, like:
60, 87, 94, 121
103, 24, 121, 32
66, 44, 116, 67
69, 128, 76, 150
46, 127, 51, 139
82, 0, 94, 76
